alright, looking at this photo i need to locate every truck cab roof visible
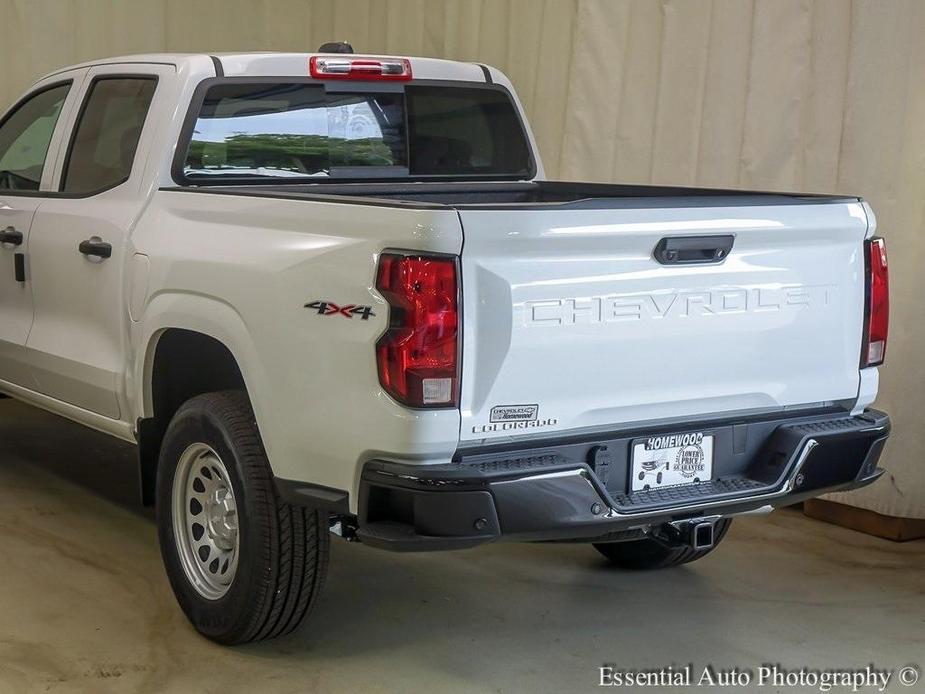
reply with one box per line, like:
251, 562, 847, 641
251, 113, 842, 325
40, 52, 496, 84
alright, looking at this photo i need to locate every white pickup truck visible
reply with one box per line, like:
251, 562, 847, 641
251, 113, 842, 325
0, 48, 891, 644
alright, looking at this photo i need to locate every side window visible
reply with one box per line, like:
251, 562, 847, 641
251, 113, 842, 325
61, 77, 157, 195
0, 83, 71, 192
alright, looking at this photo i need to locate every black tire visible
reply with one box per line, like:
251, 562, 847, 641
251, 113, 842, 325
593, 518, 732, 570
156, 391, 329, 644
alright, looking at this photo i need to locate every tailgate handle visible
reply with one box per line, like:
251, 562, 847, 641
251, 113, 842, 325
654, 235, 734, 265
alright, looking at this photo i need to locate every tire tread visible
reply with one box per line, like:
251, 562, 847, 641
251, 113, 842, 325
159, 391, 328, 644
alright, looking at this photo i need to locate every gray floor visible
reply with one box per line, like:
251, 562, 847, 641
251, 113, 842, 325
0, 398, 922, 694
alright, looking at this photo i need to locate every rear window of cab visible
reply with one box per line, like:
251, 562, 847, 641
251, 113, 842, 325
177, 82, 534, 183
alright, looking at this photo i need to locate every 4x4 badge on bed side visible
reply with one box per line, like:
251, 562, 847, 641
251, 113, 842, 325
305, 300, 376, 320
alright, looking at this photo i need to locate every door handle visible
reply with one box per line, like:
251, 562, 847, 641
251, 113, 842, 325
654, 235, 735, 265
78, 236, 112, 260
0, 226, 23, 247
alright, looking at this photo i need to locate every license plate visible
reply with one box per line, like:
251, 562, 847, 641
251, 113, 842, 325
631, 432, 714, 491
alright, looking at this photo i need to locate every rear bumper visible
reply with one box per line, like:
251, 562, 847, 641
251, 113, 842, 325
356, 408, 890, 551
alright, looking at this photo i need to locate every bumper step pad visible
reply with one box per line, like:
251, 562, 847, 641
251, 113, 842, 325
611, 477, 767, 509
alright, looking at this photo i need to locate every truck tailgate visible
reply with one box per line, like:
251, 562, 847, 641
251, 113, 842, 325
458, 199, 869, 442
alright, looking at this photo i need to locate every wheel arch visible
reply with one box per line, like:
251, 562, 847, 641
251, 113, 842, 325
135, 294, 263, 505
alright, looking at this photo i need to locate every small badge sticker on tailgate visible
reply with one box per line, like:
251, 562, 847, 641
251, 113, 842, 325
490, 404, 539, 423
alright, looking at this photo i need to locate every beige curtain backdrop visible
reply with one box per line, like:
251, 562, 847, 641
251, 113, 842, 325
1, 0, 922, 518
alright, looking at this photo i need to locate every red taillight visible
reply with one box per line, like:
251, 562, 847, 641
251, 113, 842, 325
310, 56, 413, 81
862, 237, 889, 367
376, 253, 458, 407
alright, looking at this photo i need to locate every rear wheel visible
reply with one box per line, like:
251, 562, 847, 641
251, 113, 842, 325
593, 518, 732, 570
156, 391, 329, 644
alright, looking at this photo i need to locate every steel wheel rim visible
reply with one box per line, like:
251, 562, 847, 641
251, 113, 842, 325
171, 443, 240, 600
